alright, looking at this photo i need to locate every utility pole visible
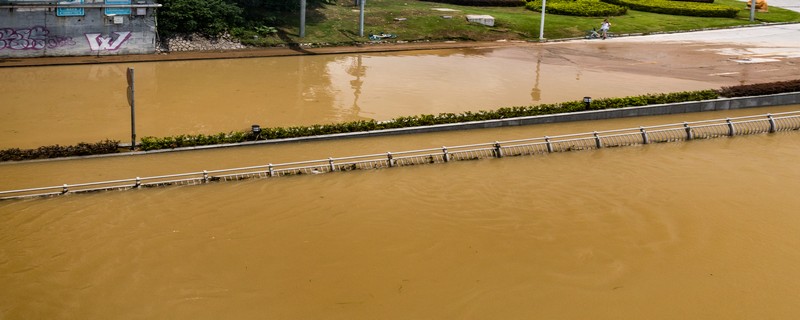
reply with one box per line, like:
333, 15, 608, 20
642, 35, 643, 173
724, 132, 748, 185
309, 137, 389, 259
127, 67, 136, 151
749, 0, 756, 22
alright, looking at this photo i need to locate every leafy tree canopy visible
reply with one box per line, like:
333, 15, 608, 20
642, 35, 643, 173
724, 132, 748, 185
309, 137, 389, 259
157, 0, 328, 36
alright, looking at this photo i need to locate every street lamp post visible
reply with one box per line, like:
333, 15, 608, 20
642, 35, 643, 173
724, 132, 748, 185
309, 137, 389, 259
300, 0, 306, 37
359, 0, 366, 37
539, 0, 546, 40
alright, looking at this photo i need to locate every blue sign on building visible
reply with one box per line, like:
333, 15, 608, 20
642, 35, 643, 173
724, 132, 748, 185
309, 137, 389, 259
105, 0, 132, 15
56, 0, 84, 16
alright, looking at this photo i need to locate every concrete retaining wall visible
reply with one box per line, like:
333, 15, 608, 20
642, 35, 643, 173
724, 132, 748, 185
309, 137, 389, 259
0, 1, 158, 57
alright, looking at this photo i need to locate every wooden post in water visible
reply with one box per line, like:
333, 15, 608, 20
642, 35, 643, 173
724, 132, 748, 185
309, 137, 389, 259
127, 67, 136, 151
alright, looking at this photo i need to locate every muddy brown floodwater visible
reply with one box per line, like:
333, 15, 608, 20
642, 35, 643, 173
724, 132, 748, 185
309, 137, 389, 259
1, 106, 800, 319
2, 33, 800, 318
4, 41, 799, 150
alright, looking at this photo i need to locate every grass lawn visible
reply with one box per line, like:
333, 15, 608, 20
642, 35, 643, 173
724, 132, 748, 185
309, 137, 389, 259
238, 0, 800, 46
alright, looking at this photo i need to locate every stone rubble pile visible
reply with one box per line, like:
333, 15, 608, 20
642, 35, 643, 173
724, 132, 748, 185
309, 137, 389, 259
163, 32, 247, 52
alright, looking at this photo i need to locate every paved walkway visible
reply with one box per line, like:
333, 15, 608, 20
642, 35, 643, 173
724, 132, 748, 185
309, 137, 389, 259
747, 0, 800, 13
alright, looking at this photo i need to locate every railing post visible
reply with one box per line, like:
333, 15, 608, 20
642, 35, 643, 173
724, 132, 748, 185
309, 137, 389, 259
387, 152, 394, 167
767, 113, 776, 133
135, 177, 141, 188
328, 157, 336, 172
593, 131, 602, 148
202, 170, 209, 183
268, 163, 275, 177
726, 118, 735, 136
545, 136, 553, 153
640, 127, 649, 144
684, 122, 693, 140
494, 141, 503, 158
62, 184, 68, 194
442, 146, 449, 162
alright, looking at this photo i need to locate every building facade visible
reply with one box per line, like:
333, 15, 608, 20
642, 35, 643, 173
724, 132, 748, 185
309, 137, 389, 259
0, 0, 160, 57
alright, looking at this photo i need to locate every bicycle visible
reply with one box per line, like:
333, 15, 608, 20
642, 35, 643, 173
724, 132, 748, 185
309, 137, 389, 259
585, 28, 613, 40
369, 33, 397, 41
586, 28, 601, 39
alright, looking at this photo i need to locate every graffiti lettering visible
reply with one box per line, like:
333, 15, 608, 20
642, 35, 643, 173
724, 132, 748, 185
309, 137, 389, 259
0, 26, 75, 50
85, 32, 131, 51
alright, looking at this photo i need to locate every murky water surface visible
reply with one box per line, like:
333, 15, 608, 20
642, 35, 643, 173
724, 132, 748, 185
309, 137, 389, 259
2, 40, 800, 318
0, 46, 722, 149
1, 105, 800, 319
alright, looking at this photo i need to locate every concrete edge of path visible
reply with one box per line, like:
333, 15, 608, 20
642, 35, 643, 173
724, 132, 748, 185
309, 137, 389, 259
4, 91, 799, 165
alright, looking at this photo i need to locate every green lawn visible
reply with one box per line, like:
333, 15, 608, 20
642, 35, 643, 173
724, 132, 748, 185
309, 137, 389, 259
238, 0, 800, 46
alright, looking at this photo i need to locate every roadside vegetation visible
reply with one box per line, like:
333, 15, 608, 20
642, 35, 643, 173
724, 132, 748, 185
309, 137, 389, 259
3, 80, 799, 161
155, 0, 800, 46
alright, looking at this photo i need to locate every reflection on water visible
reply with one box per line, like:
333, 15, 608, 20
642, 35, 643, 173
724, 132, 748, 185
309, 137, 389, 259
1, 127, 800, 319
0, 46, 718, 149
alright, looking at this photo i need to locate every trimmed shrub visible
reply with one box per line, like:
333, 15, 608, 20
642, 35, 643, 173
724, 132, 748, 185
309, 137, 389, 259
419, 0, 524, 6
0, 140, 120, 162
526, 0, 627, 16
717, 79, 800, 98
601, 0, 738, 17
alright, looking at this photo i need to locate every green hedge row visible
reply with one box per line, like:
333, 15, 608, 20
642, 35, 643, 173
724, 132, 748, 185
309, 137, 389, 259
718, 79, 800, 98
526, 0, 627, 16
601, 0, 738, 17
0, 140, 120, 162
138, 90, 719, 151
671, 0, 715, 3
419, 0, 524, 7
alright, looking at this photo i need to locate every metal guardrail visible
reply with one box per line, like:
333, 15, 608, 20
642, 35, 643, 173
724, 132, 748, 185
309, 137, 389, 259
2, 112, 798, 201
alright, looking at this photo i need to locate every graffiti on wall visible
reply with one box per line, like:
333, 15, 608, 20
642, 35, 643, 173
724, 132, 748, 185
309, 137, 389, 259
0, 26, 76, 50
85, 31, 131, 51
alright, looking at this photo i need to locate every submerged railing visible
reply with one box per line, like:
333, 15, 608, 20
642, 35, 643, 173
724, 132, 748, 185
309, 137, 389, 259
2, 112, 798, 201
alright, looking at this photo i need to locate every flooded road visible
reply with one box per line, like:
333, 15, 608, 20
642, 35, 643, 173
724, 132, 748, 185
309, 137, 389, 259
1, 108, 800, 318
4, 40, 798, 149
3, 26, 800, 318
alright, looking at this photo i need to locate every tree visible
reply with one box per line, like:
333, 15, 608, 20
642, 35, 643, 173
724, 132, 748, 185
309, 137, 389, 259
157, 0, 243, 36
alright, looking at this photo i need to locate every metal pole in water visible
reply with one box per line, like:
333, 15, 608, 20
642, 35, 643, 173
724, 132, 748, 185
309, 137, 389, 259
726, 118, 735, 136
767, 114, 776, 133
127, 68, 136, 151
593, 131, 602, 148
684, 122, 694, 140
640, 127, 649, 144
